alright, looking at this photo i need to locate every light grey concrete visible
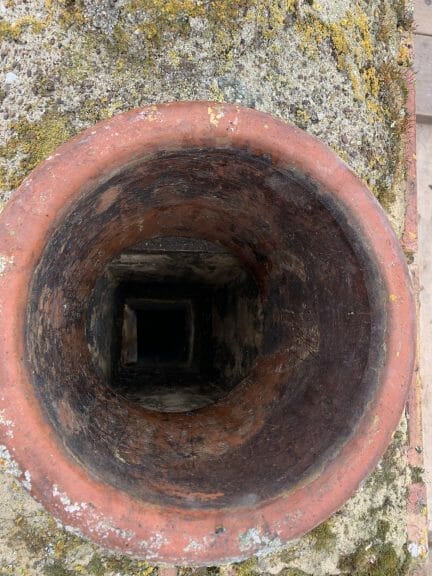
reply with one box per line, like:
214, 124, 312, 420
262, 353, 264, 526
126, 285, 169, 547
418, 121, 432, 574
418, 122, 432, 500
415, 35, 432, 120
415, 3, 432, 562
418, 121, 432, 561
415, 0, 432, 36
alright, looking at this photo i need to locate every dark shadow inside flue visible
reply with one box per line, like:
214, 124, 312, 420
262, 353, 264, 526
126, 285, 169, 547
26, 149, 386, 509
87, 237, 262, 413
134, 303, 190, 364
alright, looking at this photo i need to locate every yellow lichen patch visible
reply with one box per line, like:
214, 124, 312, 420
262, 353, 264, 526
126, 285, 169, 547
296, 108, 311, 124
331, 146, 349, 163
295, 6, 381, 109
168, 48, 181, 67
295, 14, 330, 59
96, 0, 298, 71
0, 112, 74, 191
45, 0, 87, 26
350, 7, 373, 63
0, 15, 44, 41
362, 67, 380, 99
328, 22, 350, 69
397, 43, 411, 67
136, 105, 162, 122
232, 557, 258, 576
127, 0, 206, 46
209, 83, 226, 103
208, 105, 225, 127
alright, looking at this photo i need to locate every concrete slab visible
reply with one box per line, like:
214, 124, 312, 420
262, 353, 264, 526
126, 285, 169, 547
415, 35, 432, 120
418, 121, 432, 545
415, 0, 432, 37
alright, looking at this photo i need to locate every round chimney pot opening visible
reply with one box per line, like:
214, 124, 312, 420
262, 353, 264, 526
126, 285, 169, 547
0, 102, 415, 565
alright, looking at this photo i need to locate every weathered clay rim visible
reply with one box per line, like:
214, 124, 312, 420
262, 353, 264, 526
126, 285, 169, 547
0, 101, 415, 565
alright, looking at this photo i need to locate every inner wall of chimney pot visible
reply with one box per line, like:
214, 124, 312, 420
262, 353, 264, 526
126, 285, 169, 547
26, 148, 385, 509
86, 236, 263, 413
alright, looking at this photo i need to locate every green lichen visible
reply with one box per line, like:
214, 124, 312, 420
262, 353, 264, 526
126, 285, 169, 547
4, 510, 157, 576
292, 1, 411, 214
85, 555, 105, 576
231, 557, 258, 576
338, 542, 411, 576
0, 15, 44, 41
43, 562, 76, 576
53, 0, 297, 74
410, 466, 425, 484
77, 97, 126, 128
309, 520, 336, 552
10, 514, 55, 555
0, 111, 74, 190
295, 7, 377, 101
103, 558, 156, 576
366, 430, 405, 490
279, 570, 312, 576
179, 568, 220, 576
64, 48, 97, 83
376, 520, 390, 542
45, 0, 87, 26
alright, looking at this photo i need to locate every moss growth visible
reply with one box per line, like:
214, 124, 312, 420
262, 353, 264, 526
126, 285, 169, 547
231, 557, 258, 576
394, 0, 414, 30
77, 97, 126, 127
366, 430, 405, 490
179, 568, 220, 576
102, 558, 156, 576
338, 510, 411, 576
309, 520, 336, 552
0, 111, 74, 190
64, 49, 96, 83
7, 510, 158, 576
338, 542, 411, 575
43, 562, 76, 576
410, 466, 424, 484
376, 520, 390, 542
9, 513, 85, 563
372, 62, 409, 208
9, 514, 53, 555
45, 0, 87, 26
279, 570, 312, 576
85, 555, 104, 576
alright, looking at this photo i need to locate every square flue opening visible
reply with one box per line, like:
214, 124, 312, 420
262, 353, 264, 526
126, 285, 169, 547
86, 237, 263, 412
122, 300, 193, 367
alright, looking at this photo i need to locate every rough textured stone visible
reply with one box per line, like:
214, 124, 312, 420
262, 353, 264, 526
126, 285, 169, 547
0, 0, 417, 574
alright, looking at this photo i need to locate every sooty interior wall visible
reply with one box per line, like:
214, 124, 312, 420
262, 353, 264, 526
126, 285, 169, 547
86, 237, 263, 412
26, 149, 385, 509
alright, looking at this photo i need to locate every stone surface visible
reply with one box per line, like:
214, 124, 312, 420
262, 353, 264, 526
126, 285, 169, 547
414, 0, 432, 36
418, 121, 432, 564
0, 0, 419, 574
414, 34, 432, 119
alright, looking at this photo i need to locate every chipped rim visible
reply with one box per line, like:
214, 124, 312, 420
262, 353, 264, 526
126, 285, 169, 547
0, 102, 416, 565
